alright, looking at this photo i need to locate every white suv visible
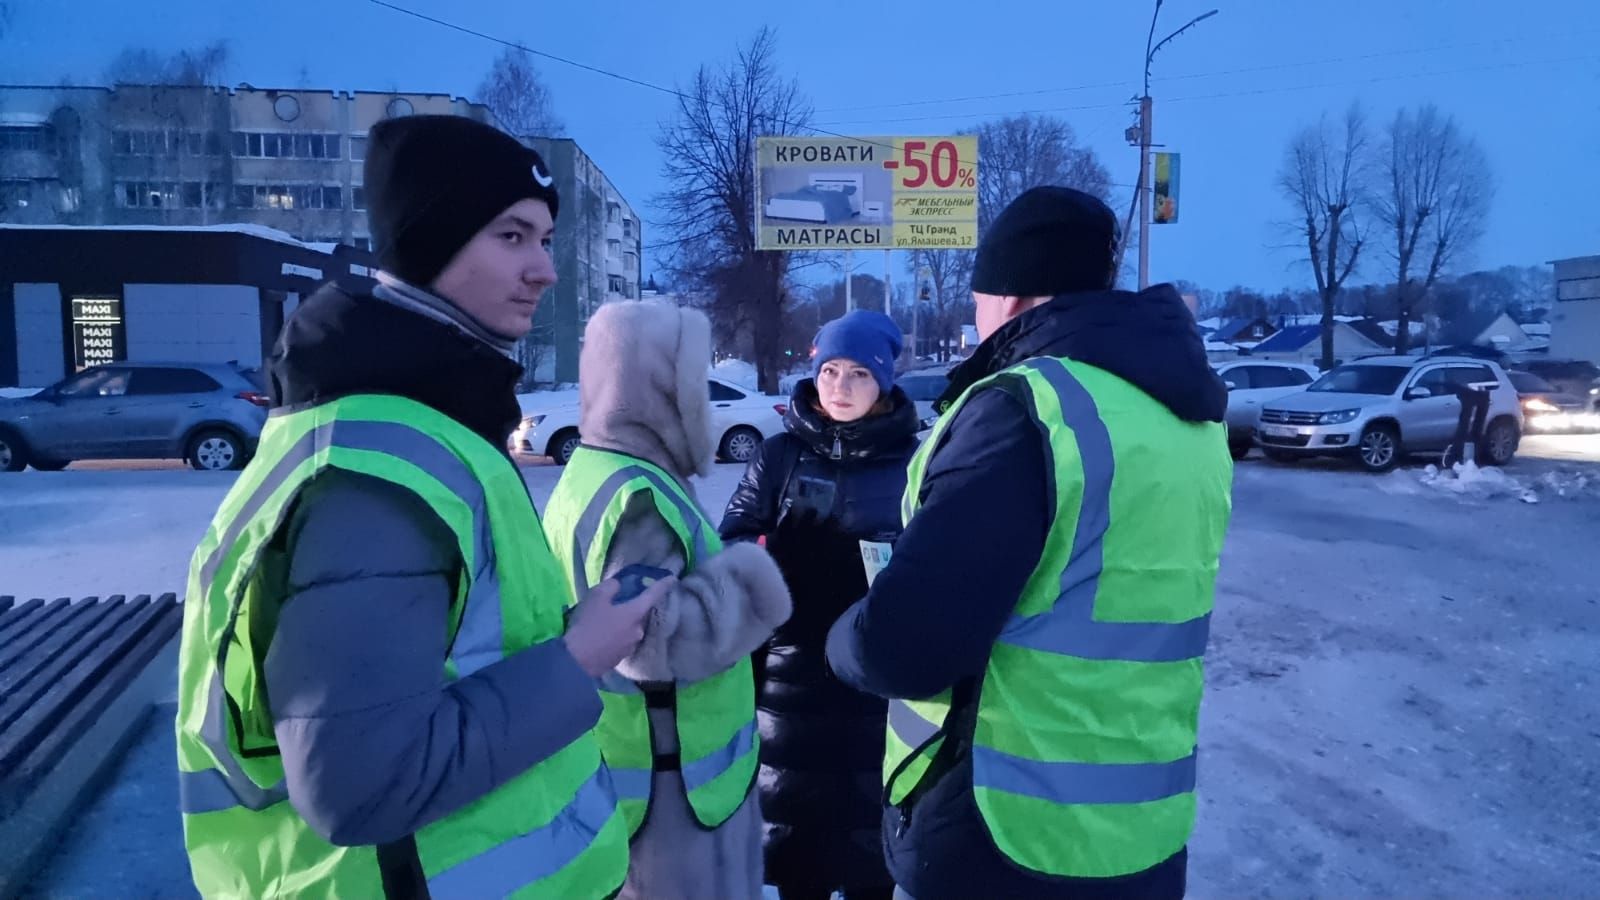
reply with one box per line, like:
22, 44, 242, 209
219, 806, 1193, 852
1255, 356, 1524, 472
1214, 361, 1320, 459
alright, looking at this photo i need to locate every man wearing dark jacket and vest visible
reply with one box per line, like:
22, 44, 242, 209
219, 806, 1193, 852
826, 186, 1233, 900
174, 115, 670, 898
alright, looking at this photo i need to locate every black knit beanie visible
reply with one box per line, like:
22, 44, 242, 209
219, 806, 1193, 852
365, 115, 560, 287
970, 186, 1119, 297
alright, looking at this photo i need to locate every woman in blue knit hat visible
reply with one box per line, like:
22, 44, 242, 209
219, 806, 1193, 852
719, 310, 920, 900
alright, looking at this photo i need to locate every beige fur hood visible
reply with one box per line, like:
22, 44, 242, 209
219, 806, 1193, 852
578, 301, 716, 480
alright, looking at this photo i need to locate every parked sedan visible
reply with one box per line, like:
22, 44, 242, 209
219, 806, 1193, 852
1511, 359, 1600, 411
0, 362, 269, 472
1509, 371, 1600, 434
1213, 361, 1320, 459
511, 376, 786, 465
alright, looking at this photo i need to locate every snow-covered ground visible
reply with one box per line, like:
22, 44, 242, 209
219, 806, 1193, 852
1, 387, 40, 399
12, 454, 1600, 895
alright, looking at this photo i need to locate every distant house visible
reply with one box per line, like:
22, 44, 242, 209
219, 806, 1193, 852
1346, 318, 1399, 351
1436, 310, 1528, 349
1249, 322, 1388, 367
1211, 317, 1278, 344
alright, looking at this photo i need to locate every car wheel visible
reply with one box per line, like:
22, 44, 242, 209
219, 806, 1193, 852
1262, 448, 1298, 464
30, 458, 70, 472
1356, 423, 1401, 473
188, 429, 243, 471
0, 430, 28, 472
719, 427, 762, 464
1483, 418, 1520, 466
1229, 442, 1251, 461
547, 429, 581, 465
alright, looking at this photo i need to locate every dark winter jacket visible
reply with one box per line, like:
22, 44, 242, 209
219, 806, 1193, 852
719, 379, 920, 892
260, 282, 603, 859
825, 285, 1226, 900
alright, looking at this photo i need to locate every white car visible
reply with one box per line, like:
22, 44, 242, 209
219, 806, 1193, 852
511, 377, 786, 465
1213, 361, 1321, 459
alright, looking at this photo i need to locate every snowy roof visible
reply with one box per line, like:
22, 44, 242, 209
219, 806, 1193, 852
1251, 325, 1321, 353
0, 222, 325, 252
1522, 322, 1552, 337
1204, 340, 1241, 352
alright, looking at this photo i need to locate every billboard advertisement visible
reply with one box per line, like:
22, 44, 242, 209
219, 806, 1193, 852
756, 136, 979, 250
1153, 152, 1180, 225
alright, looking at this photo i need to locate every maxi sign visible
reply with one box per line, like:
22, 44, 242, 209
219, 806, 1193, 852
70, 297, 126, 372
756, 136, 979, 251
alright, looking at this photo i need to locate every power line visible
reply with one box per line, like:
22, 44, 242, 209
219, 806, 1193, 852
813, 52, 1597, 128
362, 0, 1123, 184
809, 26, 1600, 116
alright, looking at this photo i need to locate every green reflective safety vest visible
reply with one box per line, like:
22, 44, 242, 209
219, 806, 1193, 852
544, 445, 759, 837
883, 356, 1232, 879
174, 395, 628, 899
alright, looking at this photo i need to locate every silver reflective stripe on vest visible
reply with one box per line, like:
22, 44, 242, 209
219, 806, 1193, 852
681, 719, 757, 793
973, 745, 1198, 805
570, 454, 708, 592
888, 699, 941, 749
190, 416, 508, 813
180, 669, 288, 814
997, 359, 1211, 663
609, 766, 652, 801
426, 766, 618, 899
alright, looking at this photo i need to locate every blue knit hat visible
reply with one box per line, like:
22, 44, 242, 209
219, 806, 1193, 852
812, 310, 902, 393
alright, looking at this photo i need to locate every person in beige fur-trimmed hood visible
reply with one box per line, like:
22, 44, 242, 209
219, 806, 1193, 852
543, 299, 793, 899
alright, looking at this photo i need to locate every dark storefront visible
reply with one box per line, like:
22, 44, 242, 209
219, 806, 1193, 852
0, 225, 374, 388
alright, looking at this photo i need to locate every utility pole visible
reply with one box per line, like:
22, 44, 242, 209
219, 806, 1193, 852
1137, 95, 1153, 291
844, 249, 855, 312
884, 250, 892, 319
1118, 2, 1217, 291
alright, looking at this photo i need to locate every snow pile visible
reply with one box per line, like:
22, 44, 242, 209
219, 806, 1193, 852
712, 358, 759, 389
1, 387, 41, 399
1530, 468, 1600, 500
1418, 461, 1540, 503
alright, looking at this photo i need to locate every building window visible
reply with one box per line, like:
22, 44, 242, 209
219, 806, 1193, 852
230, 131, 345, 160
349, 136, 367, 161
115, 181, 182, 208
352, 186, 366, 210
230, 182, 344, 210
607, 239, 621, 258
607, 202, 620, 223
0, 126, 51, 153
112, 128, 221, 157
624, 280, 635, 298
623, 252, 637, 272
0, 179, 31, 210
608, 275, 624, 294
623, 218, 633, 239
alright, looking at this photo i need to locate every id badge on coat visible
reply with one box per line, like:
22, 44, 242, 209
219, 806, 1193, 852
859, 539, 893, 587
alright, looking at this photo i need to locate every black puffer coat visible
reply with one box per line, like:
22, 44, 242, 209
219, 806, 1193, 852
719, 379, 920, 892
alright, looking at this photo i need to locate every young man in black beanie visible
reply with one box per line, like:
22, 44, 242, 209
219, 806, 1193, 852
177, 115, 668, 897
828, 186, 1233, 899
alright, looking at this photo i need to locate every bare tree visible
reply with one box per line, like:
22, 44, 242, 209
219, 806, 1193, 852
105, 41, 230, 86
1374, 105, 1493, 353
1279, 104, 1371, 370
655, 27, 811, 394
909, 249, 976, 361
967, 113, 1112, 232
476, 46, 563, 138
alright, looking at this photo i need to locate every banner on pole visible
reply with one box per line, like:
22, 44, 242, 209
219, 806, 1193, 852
1153, 152, 1180, 224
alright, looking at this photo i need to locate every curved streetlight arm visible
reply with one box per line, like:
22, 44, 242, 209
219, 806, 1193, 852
1144, 8, 1220, 95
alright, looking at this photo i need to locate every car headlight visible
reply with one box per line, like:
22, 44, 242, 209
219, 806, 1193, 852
1590, 386, 1599, 396
521, 414, 546, 428
1524, 398, 1559, 413
1318, 409, 1360, 425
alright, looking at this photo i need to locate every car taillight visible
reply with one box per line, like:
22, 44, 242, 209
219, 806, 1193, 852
236, 391, 270, 408
774, 403, 788, 417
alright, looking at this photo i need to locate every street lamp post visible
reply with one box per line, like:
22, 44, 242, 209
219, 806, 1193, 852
1120, 1, 1218, 290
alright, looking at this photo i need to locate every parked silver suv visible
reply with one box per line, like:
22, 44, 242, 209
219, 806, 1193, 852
0, 362, 269, 472
1255, 356, 1523, 472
